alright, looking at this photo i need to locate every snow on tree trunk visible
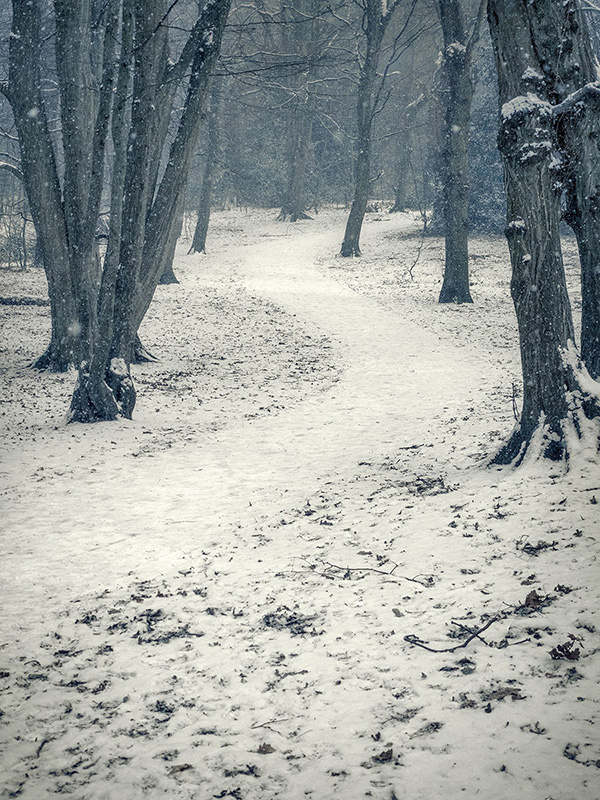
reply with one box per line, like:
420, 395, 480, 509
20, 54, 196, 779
534, 0, 600, 381
488, 0, 600, 465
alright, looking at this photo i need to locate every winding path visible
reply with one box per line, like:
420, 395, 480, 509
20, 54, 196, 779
1, 216, 485, 632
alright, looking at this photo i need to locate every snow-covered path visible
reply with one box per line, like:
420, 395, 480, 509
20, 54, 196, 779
1, 216, 485, 625
2, 212, 599, 800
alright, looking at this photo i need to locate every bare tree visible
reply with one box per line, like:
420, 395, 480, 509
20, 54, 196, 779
436, 0, 486, 304
340, 0, 418, 257
2, 0, 231, 420
487, 0, 600, 464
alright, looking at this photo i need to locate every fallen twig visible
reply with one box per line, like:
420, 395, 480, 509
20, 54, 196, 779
251, 717, 292, 730
320, 560, 434, 587
404, 616, 502, 653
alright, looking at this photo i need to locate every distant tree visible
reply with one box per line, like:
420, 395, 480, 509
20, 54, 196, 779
467, 32, 505, 234
340, 0, 417, 257
189, 79, 223, 254
487, 0, 600, 464
277, 0, 320, 222
436, 0, 486, 304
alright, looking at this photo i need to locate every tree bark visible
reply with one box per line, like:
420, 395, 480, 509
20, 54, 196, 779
127, 0, 233, 360
488, 0, 600, 464
66, 0, 128, 422
437, 0, 477, 304
439, 0, 473, 303
6, 0, 77, 371
190, 79, 223, 254
534, 0, 600, 381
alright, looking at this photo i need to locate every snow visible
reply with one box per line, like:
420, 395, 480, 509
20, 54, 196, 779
501, 93, 552, 121
0, 209, 599, 799
521, 67, 544, 83
445, 42, 466, 58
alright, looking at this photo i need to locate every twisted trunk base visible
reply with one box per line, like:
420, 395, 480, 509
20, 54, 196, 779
492, 346, 600, 466
68, 358, 136, 423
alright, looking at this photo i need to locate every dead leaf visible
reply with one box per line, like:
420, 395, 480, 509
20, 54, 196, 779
525, 590, 545, 608
168, 764, 193, 775
372, 747, 393, 763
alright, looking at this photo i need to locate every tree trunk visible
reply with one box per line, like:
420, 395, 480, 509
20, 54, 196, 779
190, 79, 223, 254
437, 0, 480, 304
279, 92, 314, 222
488, 0, 600, 464
537, 0, 600, 381
68, 0, 131, 422
128, 0, 233, 358
5, 0, 77, 371
340, 1, 385, 257
389, 132, 411, 213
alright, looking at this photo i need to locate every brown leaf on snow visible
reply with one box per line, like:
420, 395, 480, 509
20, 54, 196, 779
525, 590, 545, 608
549, 638, 581, 661
168, 764, 193, 775
372, 747, 394, 763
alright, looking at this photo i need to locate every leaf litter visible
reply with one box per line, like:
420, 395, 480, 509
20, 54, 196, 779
0, 208, 599, 799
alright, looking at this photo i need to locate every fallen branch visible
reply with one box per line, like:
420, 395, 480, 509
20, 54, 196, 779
404, 616, 502, 653
319, 559, 435, 587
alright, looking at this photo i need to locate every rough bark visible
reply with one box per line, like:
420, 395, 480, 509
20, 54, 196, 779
5, 0, 77, 371
129, 0, 233, 354
531, 0, 600, 381
488, 0, 600, 464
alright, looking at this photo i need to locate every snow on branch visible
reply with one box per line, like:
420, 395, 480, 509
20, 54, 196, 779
501, 92, 552, 121
551, 81, 600, 115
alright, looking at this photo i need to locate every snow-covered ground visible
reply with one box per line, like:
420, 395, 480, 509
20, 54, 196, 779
0, 208, 598, 800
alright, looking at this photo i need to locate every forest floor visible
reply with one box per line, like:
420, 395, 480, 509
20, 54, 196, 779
0, 208, 599, 800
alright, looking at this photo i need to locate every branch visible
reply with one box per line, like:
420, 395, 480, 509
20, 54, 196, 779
466, 0, 487, 58
0, 161, 23, 182
309, 558, 435, 587
167, 0, 228, 86
404, 615, 503, 653
552, 81, 600, 115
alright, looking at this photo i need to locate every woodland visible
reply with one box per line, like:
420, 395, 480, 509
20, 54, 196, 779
1, 1, 600, 799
